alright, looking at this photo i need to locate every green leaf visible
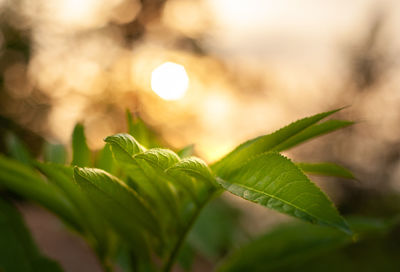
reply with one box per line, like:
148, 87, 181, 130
35, 162, 112, 258
217, 217, 389, 272
166, 157, 217, 203
218, 223, 347, 272
104, 133, 146, 163
134, 149, 183, 222
0, 198, 63, 272
177, 242, 195, 272
73, 167, 161, 242
104, 134, 145, 191
105, 135, 177, 225
177, 145, 195, 158
43, 142, 67, 164
272, 120, 354, 152
71, 123, 91, 167
5, 132, 33, 166
95, 143, 117, 174
166, 157, 215, 185
160, 156, 222, 271
73, 167, 164, 268
34, 163, 81, 212
105, 134, 170, 211
126, 110, 160, 148
187, 198, 244, 261
105, 134, 179, 212
217, 152, 351, 234
135, 148, 180, 170
211, 108, 345, 177
297, 162, 356, 179
0, 155, 79, 229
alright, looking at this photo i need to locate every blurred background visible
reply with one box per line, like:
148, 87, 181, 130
1, 0, 400, 271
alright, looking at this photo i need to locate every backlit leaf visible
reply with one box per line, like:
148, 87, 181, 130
134, 149, 183, 223
217, 152, 350, 234
166, 157, 217, 202
95, 143, 117, 174
212, 108, 345, 177
177, 145, 195, 158
0, 155, 79, 229
126, 110, 160, 148
43, 142, 67, 164
71, 123, 91, 167
106, 135, 179, 229
35, 162, 112, 258
272, 120, 354, 152
297, 162, 356, 179
73, 167, 160, 239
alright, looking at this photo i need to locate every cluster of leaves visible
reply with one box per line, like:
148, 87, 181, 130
0, 108, 379, 272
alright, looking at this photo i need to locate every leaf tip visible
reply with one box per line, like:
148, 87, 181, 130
73, 165, 85, 178
341, 222, 353, 236
103, 135, 112, 143
331, 212, 353, 236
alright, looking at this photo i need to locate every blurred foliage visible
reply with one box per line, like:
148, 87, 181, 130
0, 198, 63, 272
0, 109, 367, 272
218, 217, 400, 272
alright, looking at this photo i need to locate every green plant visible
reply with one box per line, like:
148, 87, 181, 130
0, 108, 363, 271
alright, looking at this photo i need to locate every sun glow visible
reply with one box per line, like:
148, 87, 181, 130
151, 62, 189, 100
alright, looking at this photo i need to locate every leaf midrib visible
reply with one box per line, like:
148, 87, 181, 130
224, 180, 329, 225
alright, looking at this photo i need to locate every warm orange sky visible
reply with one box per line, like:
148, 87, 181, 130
2, 0, 400, 166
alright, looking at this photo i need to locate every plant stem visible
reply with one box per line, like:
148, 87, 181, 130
101, 259, 114, 272
93, 241, 114, 272
162, 192, 218, 272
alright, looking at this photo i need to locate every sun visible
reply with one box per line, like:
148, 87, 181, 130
151, 62, 189, 101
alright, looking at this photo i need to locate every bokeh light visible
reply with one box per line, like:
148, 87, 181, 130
151, 62, 189, 100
